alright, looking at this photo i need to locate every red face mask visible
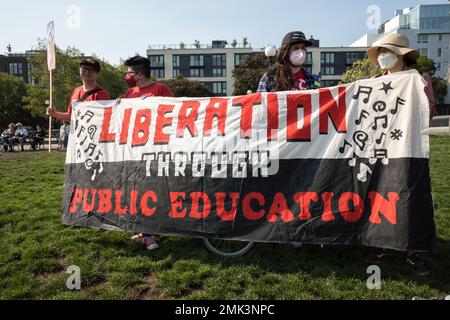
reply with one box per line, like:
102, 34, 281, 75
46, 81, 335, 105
125, 74, 137, 88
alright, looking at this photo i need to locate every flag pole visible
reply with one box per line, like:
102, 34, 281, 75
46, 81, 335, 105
49, 69, 53, 153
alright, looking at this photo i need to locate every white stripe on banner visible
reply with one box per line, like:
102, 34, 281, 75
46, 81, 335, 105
67, 70, 429, 170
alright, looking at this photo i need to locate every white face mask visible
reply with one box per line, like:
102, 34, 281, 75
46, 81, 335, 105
377, 52, 398, 70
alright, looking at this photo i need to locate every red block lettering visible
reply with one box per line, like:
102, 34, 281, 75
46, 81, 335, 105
114, 190, 128, 215
294, 192, 319, 221
267, 193, 294, 223
189, 192, 211, 219
215, 192, 239, 222
368, 192, 399, 225
169, 192, 187, 218
286, 93, 312, 141
154, 104, 174, 144
70, 188, 83, 213
97, 189, 113, 214
83, 189, 97, 213
99, 107, 116, 143
319, 87, 347, 134
339, 192, 365, 223
232, 93, 262, 138
203, 98, 228, 136
120, 108, 132, 145
321, 192, 335, 222
242, 192, 266, 221
177, 101, 200, 138
132, 109, 152, 147
141, 191, 157, 217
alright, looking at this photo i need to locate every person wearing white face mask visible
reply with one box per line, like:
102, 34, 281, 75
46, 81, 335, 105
257, 31, 321, 93
365, 33, 435, 276
367, 33, 436, 120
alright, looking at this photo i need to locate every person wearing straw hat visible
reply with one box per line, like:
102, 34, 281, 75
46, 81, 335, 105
367, 33, 436, 119
365, 33, 434, 276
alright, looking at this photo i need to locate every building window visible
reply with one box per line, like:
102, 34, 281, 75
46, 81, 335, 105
190, 55, 204, 67
190, 68, 204, 77
417, 34, 429, 44
304, 66, 312, 74
320, 66, 335, 75
346, 52, 362, 65
321, 53, 335, 64
212, 68, 226, 77
173, 69, 180, 78
437, 62, 441, 72
438, 48, 442, 58
438, 34, 443, 42
235, 53, 250, 66
212, 54, 226, 67
213, 82, 227, 96
419, 48, 429, 57
321, 80, 339, 88
149, 55, 164, 68
173, 55, 180, 68
8, 63, 23, 77
151, 69, 164, 79
305, 52, 313, 65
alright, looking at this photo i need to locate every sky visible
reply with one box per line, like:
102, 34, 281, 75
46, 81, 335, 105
0, 0, 448, 65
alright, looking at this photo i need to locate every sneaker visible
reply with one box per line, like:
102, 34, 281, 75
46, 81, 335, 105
365, 248, 387, 264
143, 236, 159, 251
406, 253, 430, 276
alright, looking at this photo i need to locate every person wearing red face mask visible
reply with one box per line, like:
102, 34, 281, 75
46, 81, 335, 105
47, 58, 110, 123
257, 31, 320, 93
122, 56, 172, 251
122, 56, 173, 99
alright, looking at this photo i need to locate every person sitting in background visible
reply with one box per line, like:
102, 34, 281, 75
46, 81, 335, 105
1, 123, 16, 152
13, 123, 29, 151
59, 122, 70, 150
31, 125, 45, 151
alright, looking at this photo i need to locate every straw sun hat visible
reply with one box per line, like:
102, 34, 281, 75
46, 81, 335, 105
367, 33, 420, 66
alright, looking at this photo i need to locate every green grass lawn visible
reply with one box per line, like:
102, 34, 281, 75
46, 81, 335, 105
1, 137, 449, 300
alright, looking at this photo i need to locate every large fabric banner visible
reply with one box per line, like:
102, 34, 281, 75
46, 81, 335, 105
62, 70, 436, 251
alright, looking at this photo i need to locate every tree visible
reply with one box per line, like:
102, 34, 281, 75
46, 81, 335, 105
162, 76, 214, 97
243, 37, 249, 48
232, 53, 267, 95
0, 72, 35, 129
340, 59, 382, 84
414, 56, 436, 76
432, 77, 448, 114
194, 40, 201, 49
231, 39, 238, 48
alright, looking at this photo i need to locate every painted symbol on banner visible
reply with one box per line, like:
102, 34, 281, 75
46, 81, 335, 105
372, 115, 388, 131
353, 86, 373, 104
355, 110, 370, 125
357, 163, 373, 183
84, 143, 97, 157
77, 126, 86, 138
380, 82, 394, 95
81, 111, 94, 123
374, 149, 389, 165
372, 101, 387, 113
349, 154, 358, 168
88, 125, 97, 140
339, 140, 353, 154
391, 97, 406, 115
353, 131, 369, 152
391, 129, 403, 141
376, 133, 386, 145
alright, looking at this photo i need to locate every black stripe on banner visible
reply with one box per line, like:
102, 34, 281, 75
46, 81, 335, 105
61, 158, 435, 251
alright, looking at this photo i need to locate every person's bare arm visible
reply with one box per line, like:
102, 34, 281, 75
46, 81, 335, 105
46, 105, 72, 123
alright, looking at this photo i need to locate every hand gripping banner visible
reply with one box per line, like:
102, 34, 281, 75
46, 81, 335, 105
62, 70, 436, 251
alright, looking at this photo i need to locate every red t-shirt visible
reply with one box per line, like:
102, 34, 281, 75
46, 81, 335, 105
292, 70, 307, 91
123, 82, 173, 98
67, 85, 110, 115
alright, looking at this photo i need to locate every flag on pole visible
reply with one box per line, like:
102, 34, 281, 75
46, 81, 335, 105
47, 21, 56, 71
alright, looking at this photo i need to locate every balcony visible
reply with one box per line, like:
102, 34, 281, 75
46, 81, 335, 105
148, 43, 252, 50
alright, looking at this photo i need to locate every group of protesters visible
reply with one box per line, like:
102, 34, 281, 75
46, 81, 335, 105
46, 30, 435, 275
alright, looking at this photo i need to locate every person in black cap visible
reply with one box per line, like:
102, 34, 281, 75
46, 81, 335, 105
257, 31, 320, 92
47, 57, 110, 123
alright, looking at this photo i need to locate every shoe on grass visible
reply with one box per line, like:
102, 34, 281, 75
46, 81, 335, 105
143, 236, 159, 251
365, 248, 387, 264
406, 253, 430, 276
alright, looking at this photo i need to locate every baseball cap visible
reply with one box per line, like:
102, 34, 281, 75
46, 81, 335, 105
80, 58, 101, 72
